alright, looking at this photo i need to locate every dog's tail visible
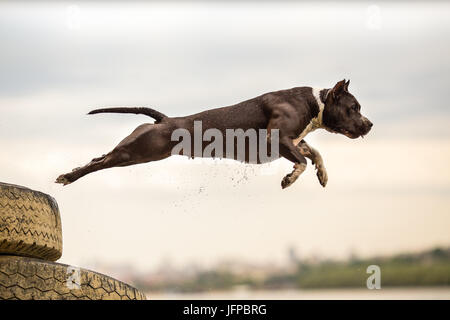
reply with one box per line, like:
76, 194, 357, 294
88, 107, 167, 122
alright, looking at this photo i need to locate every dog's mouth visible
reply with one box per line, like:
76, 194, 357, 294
341, 125, 372, 139
328, 127, 360, 139
342, 129, 360, 139
324, 125, 370, 139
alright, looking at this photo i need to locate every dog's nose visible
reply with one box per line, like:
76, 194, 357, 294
367, 120, 373, 128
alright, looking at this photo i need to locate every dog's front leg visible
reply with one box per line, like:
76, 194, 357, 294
264, 102, 308, 189
297, 139, 328, 187
279, 137, 308, 189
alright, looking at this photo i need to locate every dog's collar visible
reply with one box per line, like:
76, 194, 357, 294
311, 88, 327, 130
291, 88, 328, 145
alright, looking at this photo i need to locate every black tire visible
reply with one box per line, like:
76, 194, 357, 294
0, 256, 146, 300
0, 182, 63, 261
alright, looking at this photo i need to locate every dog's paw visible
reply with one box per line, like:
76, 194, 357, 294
316, 165, 328, 187
55, 174, 71, 186
281, 173, 294, 189
281, 163, 306, 189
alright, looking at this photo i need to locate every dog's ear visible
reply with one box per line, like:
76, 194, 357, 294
344, 79, 350, 92
330, 79, 346, 100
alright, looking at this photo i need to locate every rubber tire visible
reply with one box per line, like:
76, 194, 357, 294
0, 256, 146, 300
0, 182, 63, 261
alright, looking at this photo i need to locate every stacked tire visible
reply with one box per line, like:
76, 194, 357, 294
0, 182, 146, 300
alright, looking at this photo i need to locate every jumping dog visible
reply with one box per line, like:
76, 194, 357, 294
56, 79, 372, 188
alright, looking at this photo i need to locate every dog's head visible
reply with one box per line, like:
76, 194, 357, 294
322, 79, 373, 139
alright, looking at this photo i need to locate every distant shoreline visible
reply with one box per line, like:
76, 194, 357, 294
133, 247, 450, 293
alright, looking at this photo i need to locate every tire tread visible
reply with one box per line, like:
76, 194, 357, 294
0, 256, 146, 300
0, 183, 62, 261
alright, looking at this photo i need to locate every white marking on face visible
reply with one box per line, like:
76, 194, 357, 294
292, 88, 325, 145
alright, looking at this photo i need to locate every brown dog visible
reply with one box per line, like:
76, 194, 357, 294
56, 79, 372, 188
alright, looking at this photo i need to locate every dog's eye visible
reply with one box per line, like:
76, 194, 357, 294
351, 105, 359, 112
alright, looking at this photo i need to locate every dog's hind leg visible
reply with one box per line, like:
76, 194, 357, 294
55, 149, 132, 186
297, 139, 328, 187
55, 123, 174, 185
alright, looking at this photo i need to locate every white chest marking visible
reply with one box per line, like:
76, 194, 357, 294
292, 88, 325, 146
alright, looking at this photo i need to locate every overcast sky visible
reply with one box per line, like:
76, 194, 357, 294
0, 2, 449, 274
